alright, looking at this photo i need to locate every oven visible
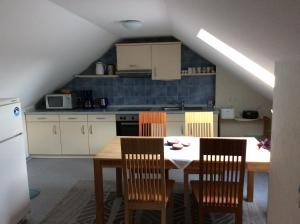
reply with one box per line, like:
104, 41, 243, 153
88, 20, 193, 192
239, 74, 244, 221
116, 114, 139, 136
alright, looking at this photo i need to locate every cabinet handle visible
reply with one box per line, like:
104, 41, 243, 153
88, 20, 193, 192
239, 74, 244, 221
129, 64, 137, 67
52, 125, 57, 135
181, 125, 184, 135
37, 117, 47, 120
81, 125, 85, 135
96, 117, 105, 120
67, 117, 77, 120
89, 125, 93, 134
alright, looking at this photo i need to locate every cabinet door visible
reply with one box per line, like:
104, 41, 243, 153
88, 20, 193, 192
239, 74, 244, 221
116, 44, 151, 70
27, 122, 61, 155
88, 122, 116, 155
152, 43, 181, 80
60, 122, 89, 155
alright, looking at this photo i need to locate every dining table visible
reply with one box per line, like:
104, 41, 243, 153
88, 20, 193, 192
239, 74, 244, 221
93, 136, 270, 224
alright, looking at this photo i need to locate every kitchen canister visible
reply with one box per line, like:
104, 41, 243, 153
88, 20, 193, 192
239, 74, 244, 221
96, 62, 105, 75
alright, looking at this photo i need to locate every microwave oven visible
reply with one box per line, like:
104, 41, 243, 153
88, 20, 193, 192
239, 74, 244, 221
45, 94, 76, 109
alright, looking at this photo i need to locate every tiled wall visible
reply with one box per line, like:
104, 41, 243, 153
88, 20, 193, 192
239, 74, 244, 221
65, 75, 215, 105
64, 39, 216, 105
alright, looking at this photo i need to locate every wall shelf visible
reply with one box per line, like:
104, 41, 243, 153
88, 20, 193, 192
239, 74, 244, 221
74, 75, 119, 78
181, 73, 216, 76
221, 118, 263, 122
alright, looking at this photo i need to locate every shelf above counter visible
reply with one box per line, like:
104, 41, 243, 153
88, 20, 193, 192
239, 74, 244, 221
74, 74, 119, 78
181, 72, 216, 76
221, 118, 263, 122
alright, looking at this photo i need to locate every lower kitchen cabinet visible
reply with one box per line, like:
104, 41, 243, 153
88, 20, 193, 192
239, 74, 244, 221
60, 122, 89, 155
26, 122, 61, 155
88, 122, 116, 155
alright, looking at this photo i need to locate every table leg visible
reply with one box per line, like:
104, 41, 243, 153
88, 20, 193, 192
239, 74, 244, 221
165, 169, 169, 180
184, 172, 189, 207
116, 168, 123, 197
247, 171, 254, 202
94, 160, 104, 224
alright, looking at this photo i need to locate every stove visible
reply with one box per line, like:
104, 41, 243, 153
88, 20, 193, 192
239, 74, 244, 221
116, 114, 139, 136
117, 107, 151, 111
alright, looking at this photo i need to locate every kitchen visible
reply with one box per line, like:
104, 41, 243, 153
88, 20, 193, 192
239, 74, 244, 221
0, 1, 299, 224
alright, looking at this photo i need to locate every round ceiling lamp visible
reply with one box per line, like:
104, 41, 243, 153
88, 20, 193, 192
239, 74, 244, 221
120, 20, 143, 30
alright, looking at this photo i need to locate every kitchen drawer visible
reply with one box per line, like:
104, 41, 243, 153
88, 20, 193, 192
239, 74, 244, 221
88, 115, 115, 122
167, 114, 184, 122
26, 114, 60, 122
60, 115, 87, 122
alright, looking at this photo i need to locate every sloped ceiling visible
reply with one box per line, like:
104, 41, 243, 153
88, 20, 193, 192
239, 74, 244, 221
2, 0, 300, 107
0, 0, 117, 108
50, 0, 300, 100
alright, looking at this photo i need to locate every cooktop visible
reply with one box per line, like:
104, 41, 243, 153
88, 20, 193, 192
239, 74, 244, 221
117, 107, 151, 111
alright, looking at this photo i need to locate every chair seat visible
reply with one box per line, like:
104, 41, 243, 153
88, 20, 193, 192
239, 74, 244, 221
128, 179, 175, 202
191, 180, 240, 206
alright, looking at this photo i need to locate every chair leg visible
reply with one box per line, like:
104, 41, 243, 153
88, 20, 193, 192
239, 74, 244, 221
167, 196, 174, 224
184, 171, 189, 207
236, 209, 243, 224
125, 208, 133, 224
165, 169, 169, 180
161, 207, 167, 224
199, 208, 205, 224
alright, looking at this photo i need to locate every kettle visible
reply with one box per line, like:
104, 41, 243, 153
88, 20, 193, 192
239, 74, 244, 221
100, 98, 108, 108
96, 62, 106, 75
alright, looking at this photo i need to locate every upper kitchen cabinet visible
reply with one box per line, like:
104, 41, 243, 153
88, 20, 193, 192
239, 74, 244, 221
152, 42, 181, 80
116, 44, 152, 71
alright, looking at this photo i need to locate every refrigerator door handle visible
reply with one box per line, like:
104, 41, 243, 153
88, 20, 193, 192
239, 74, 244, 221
0, 133, 22, 144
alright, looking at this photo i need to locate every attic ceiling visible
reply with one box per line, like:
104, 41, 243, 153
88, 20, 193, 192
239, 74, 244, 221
2, 0, 300, 107
50, 0, 300, 100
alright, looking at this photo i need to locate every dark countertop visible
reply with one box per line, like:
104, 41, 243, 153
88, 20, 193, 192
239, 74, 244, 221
25, 105, 219, 115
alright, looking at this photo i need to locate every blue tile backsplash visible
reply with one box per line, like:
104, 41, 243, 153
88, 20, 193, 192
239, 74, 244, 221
65, 75, 215, 105
63, 39, 216, 106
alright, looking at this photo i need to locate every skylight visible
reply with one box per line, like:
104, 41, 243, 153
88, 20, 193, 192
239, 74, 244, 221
197, 29, 275, 88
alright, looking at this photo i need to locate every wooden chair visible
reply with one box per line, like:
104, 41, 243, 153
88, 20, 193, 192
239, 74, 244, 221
263, 116, 272, 140
184, 112, 214, 137
121, 138, 175, 224
184, 112, 214, 206
139, 112, 167, 137
191, 138, 246, 224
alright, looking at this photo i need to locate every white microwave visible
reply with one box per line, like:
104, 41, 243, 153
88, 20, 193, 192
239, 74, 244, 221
45, 94, 76, 109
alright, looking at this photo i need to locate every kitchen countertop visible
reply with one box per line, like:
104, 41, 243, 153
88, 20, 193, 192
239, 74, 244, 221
25, 105, 219, 115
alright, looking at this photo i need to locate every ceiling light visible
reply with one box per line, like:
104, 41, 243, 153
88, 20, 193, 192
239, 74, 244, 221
197, 29, 275, 88
120, 20, 143, 30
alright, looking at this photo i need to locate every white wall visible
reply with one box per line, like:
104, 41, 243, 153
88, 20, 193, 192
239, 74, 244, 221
268, 61, 300, 223
0, 0, 117, 108
216, 66, 272, 137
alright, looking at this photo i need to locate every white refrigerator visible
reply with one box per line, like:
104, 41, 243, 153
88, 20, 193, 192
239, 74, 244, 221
0, 98, 30, 224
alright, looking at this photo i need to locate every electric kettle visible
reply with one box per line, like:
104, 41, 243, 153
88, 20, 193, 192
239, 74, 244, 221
96, 62, 106, 75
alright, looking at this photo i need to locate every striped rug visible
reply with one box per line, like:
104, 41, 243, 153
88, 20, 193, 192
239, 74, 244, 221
41, 180, 266, 224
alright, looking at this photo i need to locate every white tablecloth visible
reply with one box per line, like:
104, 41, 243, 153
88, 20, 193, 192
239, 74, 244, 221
164, 136, 200, 169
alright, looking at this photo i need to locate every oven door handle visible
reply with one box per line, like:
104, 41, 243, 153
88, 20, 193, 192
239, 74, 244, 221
119, 122, 139, 125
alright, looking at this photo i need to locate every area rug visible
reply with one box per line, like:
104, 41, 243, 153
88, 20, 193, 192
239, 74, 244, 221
41, 180, 266, 224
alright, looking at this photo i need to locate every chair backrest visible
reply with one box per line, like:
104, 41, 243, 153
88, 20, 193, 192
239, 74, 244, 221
121, 138, 166, 203
184, 112, 214, 137
199, 138, 246, 207
139, 112, 167, 137
263, 116, 272, 140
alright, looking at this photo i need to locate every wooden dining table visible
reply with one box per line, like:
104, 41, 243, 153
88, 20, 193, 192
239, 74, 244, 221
93, 136, 270, 224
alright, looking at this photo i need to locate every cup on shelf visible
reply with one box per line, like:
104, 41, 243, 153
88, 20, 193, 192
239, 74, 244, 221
188, 67, 193, 74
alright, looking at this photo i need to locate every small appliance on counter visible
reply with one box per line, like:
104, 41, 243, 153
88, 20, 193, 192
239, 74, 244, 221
220, 108, 235, 119
45, 93, 76, 109
94, 97, 108, 109
242, 110, 259, 119
78, 90, 94, 109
